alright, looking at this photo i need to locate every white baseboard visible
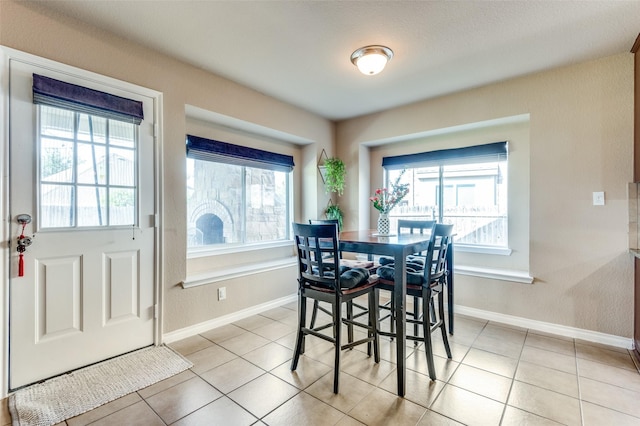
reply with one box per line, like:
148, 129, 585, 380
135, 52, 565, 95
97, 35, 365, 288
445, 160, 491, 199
162, 295, 633, 350
163, 294, 298, 344
455, 304, 633, 349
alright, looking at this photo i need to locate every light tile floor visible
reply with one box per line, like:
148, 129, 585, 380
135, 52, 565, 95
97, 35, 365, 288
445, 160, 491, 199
3, 299, 640, 425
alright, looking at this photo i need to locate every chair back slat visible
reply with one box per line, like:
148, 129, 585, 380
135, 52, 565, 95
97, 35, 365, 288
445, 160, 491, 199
293, 223, 340, 290
309, 218, 341, 232
428, 223, 454, 285
397, 219, 436, 235
309, 219, 342, 257
397, 220, 436, 260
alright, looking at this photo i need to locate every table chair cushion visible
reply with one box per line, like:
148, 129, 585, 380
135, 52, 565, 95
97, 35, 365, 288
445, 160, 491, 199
378, 256, 425, 270
312, 264, 351, 276
311, 266, 371, 289
407, 255, 425, 267
338, 267, 371, 289
376, 264, 425, 286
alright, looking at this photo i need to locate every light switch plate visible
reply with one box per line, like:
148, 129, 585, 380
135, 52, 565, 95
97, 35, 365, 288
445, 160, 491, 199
593, 191, 605, 206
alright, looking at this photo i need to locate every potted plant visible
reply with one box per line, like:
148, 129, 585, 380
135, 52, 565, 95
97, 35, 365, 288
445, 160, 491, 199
325, 203, 344, 230
323, 157, 346, 196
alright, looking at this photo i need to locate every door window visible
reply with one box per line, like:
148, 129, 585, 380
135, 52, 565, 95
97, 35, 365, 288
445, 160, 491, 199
38, 105, 138, 229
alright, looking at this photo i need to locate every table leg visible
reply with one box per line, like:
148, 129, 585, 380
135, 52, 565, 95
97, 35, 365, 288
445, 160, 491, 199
394, 251, 406, 397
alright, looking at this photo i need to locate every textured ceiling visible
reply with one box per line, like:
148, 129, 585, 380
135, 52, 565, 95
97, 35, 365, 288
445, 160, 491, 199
28, 1, 640, 121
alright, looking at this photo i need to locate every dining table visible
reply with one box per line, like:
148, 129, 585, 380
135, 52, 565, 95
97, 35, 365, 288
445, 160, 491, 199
339, 229, 454, 397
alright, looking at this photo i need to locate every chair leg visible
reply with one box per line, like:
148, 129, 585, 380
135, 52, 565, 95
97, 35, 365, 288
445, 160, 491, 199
437, 290, 452, 359
311, 301, 336, 336
430, 296, 437, 324
422, 289, 436, 380
333, 298, 342, 394
291, 294, 307, 371
365, 295, 372, 357
310, 299, 319, 329
413, 295, 420, 344
303, 298, 318, 354
389, 290, 395, 338
347, 301, 354, 345
377, 289, 389, 337
369, 290, 380, 363
375, 288, 382, 332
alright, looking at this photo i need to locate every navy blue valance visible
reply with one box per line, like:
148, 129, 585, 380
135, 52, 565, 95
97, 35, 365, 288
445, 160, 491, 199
186, 134, 295, 172
382, 141, 508, 169
33, 74, 144, 124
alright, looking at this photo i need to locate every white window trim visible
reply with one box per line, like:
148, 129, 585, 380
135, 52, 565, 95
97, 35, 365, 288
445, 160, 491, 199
454, 244, 512, 256
187, 239, 293, 259
182, 256, 297, 288
455, 265, 533, 284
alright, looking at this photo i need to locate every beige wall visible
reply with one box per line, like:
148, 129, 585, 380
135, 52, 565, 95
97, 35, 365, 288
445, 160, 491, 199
337, 53, 634, 337
0, 1, 635, 340
0, 1, 334, 333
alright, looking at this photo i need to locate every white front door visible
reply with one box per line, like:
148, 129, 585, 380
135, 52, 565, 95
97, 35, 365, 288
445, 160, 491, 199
8, 59, 157, 389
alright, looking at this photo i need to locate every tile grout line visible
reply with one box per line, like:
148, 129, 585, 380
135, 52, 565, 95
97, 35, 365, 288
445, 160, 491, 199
498, 327, 535, 426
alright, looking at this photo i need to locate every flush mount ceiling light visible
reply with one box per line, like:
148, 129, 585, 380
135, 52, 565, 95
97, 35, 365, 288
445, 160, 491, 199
350, 45, 394, 75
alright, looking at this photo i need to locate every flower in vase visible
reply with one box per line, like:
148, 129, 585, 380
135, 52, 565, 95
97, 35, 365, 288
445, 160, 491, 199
369, 170, 409, 214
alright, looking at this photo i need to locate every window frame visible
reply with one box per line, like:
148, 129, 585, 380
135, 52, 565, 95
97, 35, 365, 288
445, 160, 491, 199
36, 102, 140, 231
186, 135, 294, 252
383, 141, 509, 250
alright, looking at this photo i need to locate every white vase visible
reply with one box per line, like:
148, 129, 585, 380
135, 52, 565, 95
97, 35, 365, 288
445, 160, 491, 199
377, 213, 390, 236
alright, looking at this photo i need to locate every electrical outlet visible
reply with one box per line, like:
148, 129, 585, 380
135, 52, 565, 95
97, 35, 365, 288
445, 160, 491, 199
218, 287, 227, 301
593, 191, 605, 206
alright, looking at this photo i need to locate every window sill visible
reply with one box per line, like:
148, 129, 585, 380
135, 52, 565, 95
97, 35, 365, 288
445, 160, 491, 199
182, 256, 297, 288
454, 244, 512, 256
187, 239, 293, 259
455, 265, 533, 284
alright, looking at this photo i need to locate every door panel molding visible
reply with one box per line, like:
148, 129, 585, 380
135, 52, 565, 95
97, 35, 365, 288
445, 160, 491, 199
36, 255, 82, 341
104, 250, 140, 324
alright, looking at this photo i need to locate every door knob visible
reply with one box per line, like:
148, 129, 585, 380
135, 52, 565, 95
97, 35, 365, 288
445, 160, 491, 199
17, 214, 31, 225
16, 214, 33, 277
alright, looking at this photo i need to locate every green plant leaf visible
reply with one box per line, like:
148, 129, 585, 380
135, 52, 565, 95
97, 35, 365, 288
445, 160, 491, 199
323, 157, 346, 196
325, 203, 344, 229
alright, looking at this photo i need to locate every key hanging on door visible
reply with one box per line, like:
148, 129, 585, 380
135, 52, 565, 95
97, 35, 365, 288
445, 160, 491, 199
16, 214, 33, 277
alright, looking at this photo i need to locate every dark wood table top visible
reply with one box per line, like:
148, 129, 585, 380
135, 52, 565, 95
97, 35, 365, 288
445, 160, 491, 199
339, 230, 432, 255
340, 229, 431, 242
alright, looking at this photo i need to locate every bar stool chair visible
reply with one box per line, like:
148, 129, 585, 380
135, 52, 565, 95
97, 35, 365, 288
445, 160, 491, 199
379, 219, 435, 337
376, 223, 453, 380
291, 223, 380, 393
308, 219, 374, 343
